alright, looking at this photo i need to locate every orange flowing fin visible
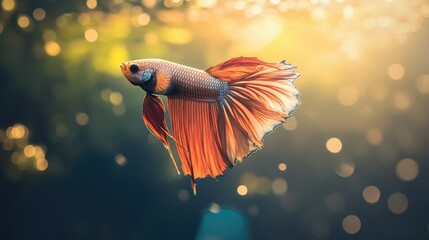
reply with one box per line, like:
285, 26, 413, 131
206, 57, 264, 82
142, 94, 180, 175
167, 98, 232, 185
207, 57, 300, 161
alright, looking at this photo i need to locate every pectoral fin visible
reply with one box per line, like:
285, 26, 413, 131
143, 94, 180, 175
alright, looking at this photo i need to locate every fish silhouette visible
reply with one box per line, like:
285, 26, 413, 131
120, 57, 300, 194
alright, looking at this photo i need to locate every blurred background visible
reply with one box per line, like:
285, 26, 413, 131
1, 0, 429, 239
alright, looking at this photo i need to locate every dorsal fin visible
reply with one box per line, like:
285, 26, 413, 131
142, 94, 180, 175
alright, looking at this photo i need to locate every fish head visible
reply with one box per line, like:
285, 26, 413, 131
120, 59, 156, 92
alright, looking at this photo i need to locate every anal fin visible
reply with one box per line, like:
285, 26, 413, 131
167, 97, 232, 182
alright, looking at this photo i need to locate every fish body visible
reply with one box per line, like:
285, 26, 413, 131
120, 57, 300, 194
121, 59, 227, 100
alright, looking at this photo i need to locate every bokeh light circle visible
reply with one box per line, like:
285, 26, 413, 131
333, 159, 355, 178
396, 158, 419, 181
388, 64, 405, 80
366, 127, 383, 145
44, 41, 61, 56
326, 138, 342, 153
33, 8, 46, 21
362, 185, 381, 204
115, 154, 127, 166
85, 29, 98, 42
75, 112, 89, 126
337, 86, 359, 106
416, 75, 429, 93
342, 215, 361, 235
1, 0, 15, 11
278, 163, 287, 171
17, 15, 31, 29
237, 185, 248, 196
271, 178, 288, 195
388, 193, 408, 214
177, 189, 189, 201
209, 203, 220, 213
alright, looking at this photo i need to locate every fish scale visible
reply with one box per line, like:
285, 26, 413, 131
156, 60, 228, 101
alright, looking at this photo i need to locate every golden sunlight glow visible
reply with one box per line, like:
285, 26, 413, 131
388, 193, 408, 214
271, 178, 288, 195
278, 163, 287, 171
393, 92, 411, 110
362, 185, 381, 204
17, 15, 31, 29
84, 29, 98, 42
416, 75, 429, 93
342, 6, 355, 19
1, 0, 15, 11
86, 0, 97, 9
115, 154, 127, 166
197, 0, 217, 8
237, 185, 248, 196
141, 0, 156, 8
337, 86, 359, 106
342, 215, 361, 235
33, 8, 46, 21
163, 0, 183, 8
326, 138, 342, 153
137, 13, 151, 26
109, 92, 123, 105
388, 64, 405, 80
144, 32, 159, 45
366, 127, 383, 145
24, 145, 36, 158
311, 6, 325, 21
76, 112, 89, 126
44, 41, 61, 56
396, 158, 419, 181
107, 45, 129, 75
160, 27, 192, 45
283, 116, 297, 131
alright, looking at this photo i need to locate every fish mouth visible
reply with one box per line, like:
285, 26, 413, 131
120, 62, 127, 71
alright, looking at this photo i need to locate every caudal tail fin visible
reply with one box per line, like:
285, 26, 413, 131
207, 57, 300, 162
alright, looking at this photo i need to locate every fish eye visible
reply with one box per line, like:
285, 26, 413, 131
130, 64, 139, 73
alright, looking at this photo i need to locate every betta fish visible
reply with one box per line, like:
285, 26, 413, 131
120, 57, 300, 194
